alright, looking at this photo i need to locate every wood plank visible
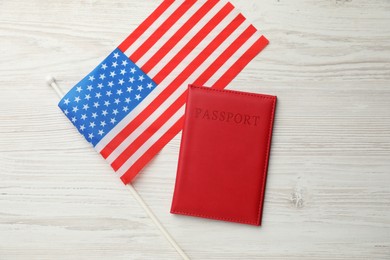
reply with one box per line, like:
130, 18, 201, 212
0, 0, 389, 259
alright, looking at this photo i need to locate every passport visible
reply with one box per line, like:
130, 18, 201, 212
170, 85, 277, 225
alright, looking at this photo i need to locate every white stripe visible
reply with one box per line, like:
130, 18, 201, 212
104, 17, 248, 163
116, 32, 262, 176
123, 0, 184, 57
136, 0, 208, 67
205, 32, 263, 86
116, 106, 185, 176
95, 9, 241, 153
137, 0, 226, 69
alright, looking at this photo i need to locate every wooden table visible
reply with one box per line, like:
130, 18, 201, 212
1, 0, 389, 259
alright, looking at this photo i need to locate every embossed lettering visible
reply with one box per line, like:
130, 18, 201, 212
234, 113, 243, 124
253, 116, 261, 126
226, 112, 234, 122
212, 110, 218, 120
219, 111, 225, 121
203, 110, 210, 120
194, 107, 261, 127
195, 108, 202, 118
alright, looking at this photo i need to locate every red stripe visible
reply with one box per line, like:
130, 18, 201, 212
120, 116, 185, 184
212, 35, 269, 89
113, 26, 257, 171
152, 2, 235, 84
130, 0, 197, 63
120, 35, 270, 184
112, 92, 187, 171
118, 0, 175, 52
141, 0, 220, 74
193, 25, 256, 85
100, 12, 244, 159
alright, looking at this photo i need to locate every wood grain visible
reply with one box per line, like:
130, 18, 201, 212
0, 0, 389, 259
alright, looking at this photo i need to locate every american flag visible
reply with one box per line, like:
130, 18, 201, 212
59, 0, 269, 184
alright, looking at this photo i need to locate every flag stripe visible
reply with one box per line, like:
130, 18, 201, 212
150, 2, 235, 83
111, 87, 186, 170
98, 8, 241, 157
209, 35, 269, 89
105, 17, 249, 164
194, 25, 257, 85
120, 116, 185, 184
117, 105, 185, 178
117, 0, 175, 53
123, 0, 184, 57
111, 25, 256, 170
130, 0, 197, 63
139, 0, 220, 72
119, 32, 266, 183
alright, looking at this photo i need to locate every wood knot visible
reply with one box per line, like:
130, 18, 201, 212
290, 188, 305, 208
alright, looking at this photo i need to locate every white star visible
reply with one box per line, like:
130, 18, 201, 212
63, 98, 70, 105
88, 75, 95, 81
102, 110, 108, 116
97, 83, 103, 89
110, 71, 116, 77
114, 98, 120, 105
129, 77, 135, 83
76, 86, 82, 92
81, 114, 87, 120
137, 85, 143, 91
117, 89, 123, 95
118, 79, 124, 85
125, 97, 131, 103
98, 129, 104, 136
112, 109, 119, 115
91, 112, 98, 119
87, 85, 93, 91
74, 96, 81, 102
135, 94, 141, 100
123, 106, 129, 112
126, 86, 133, 93
82, 104, 89, 110
122, 60, 128, 66
100, 121, 106, 127
71, 117, 77, 122
113, 52, 119, 59
64, 109, 69, 115
89, 122, 96, 128
130, 67, 136, 74
108, 81, 114, 87
138, 75, 144, 81
80, 125, 85, 131
104, 100, 110, 107
147, 83, 153, 89
84, 94, 91, 100
72, 106, 78, 112
88, 133, 94, 139
93, 102, 99, 108
95, 92, 102, 98
106, 90, 112, 97
99, 74, 106, 80
110, 118, 117, 124
101, 63, 108, 70
120, 69, 126, 75
112, 61, 118, 68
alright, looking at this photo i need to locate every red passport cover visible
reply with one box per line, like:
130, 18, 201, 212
170, 85, 277, 225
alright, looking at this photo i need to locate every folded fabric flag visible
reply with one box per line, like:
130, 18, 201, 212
58, 0, 269, 184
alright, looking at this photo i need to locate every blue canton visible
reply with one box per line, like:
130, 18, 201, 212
58, 48, 157, 146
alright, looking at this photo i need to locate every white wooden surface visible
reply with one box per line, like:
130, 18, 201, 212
1, 0, 390, 259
